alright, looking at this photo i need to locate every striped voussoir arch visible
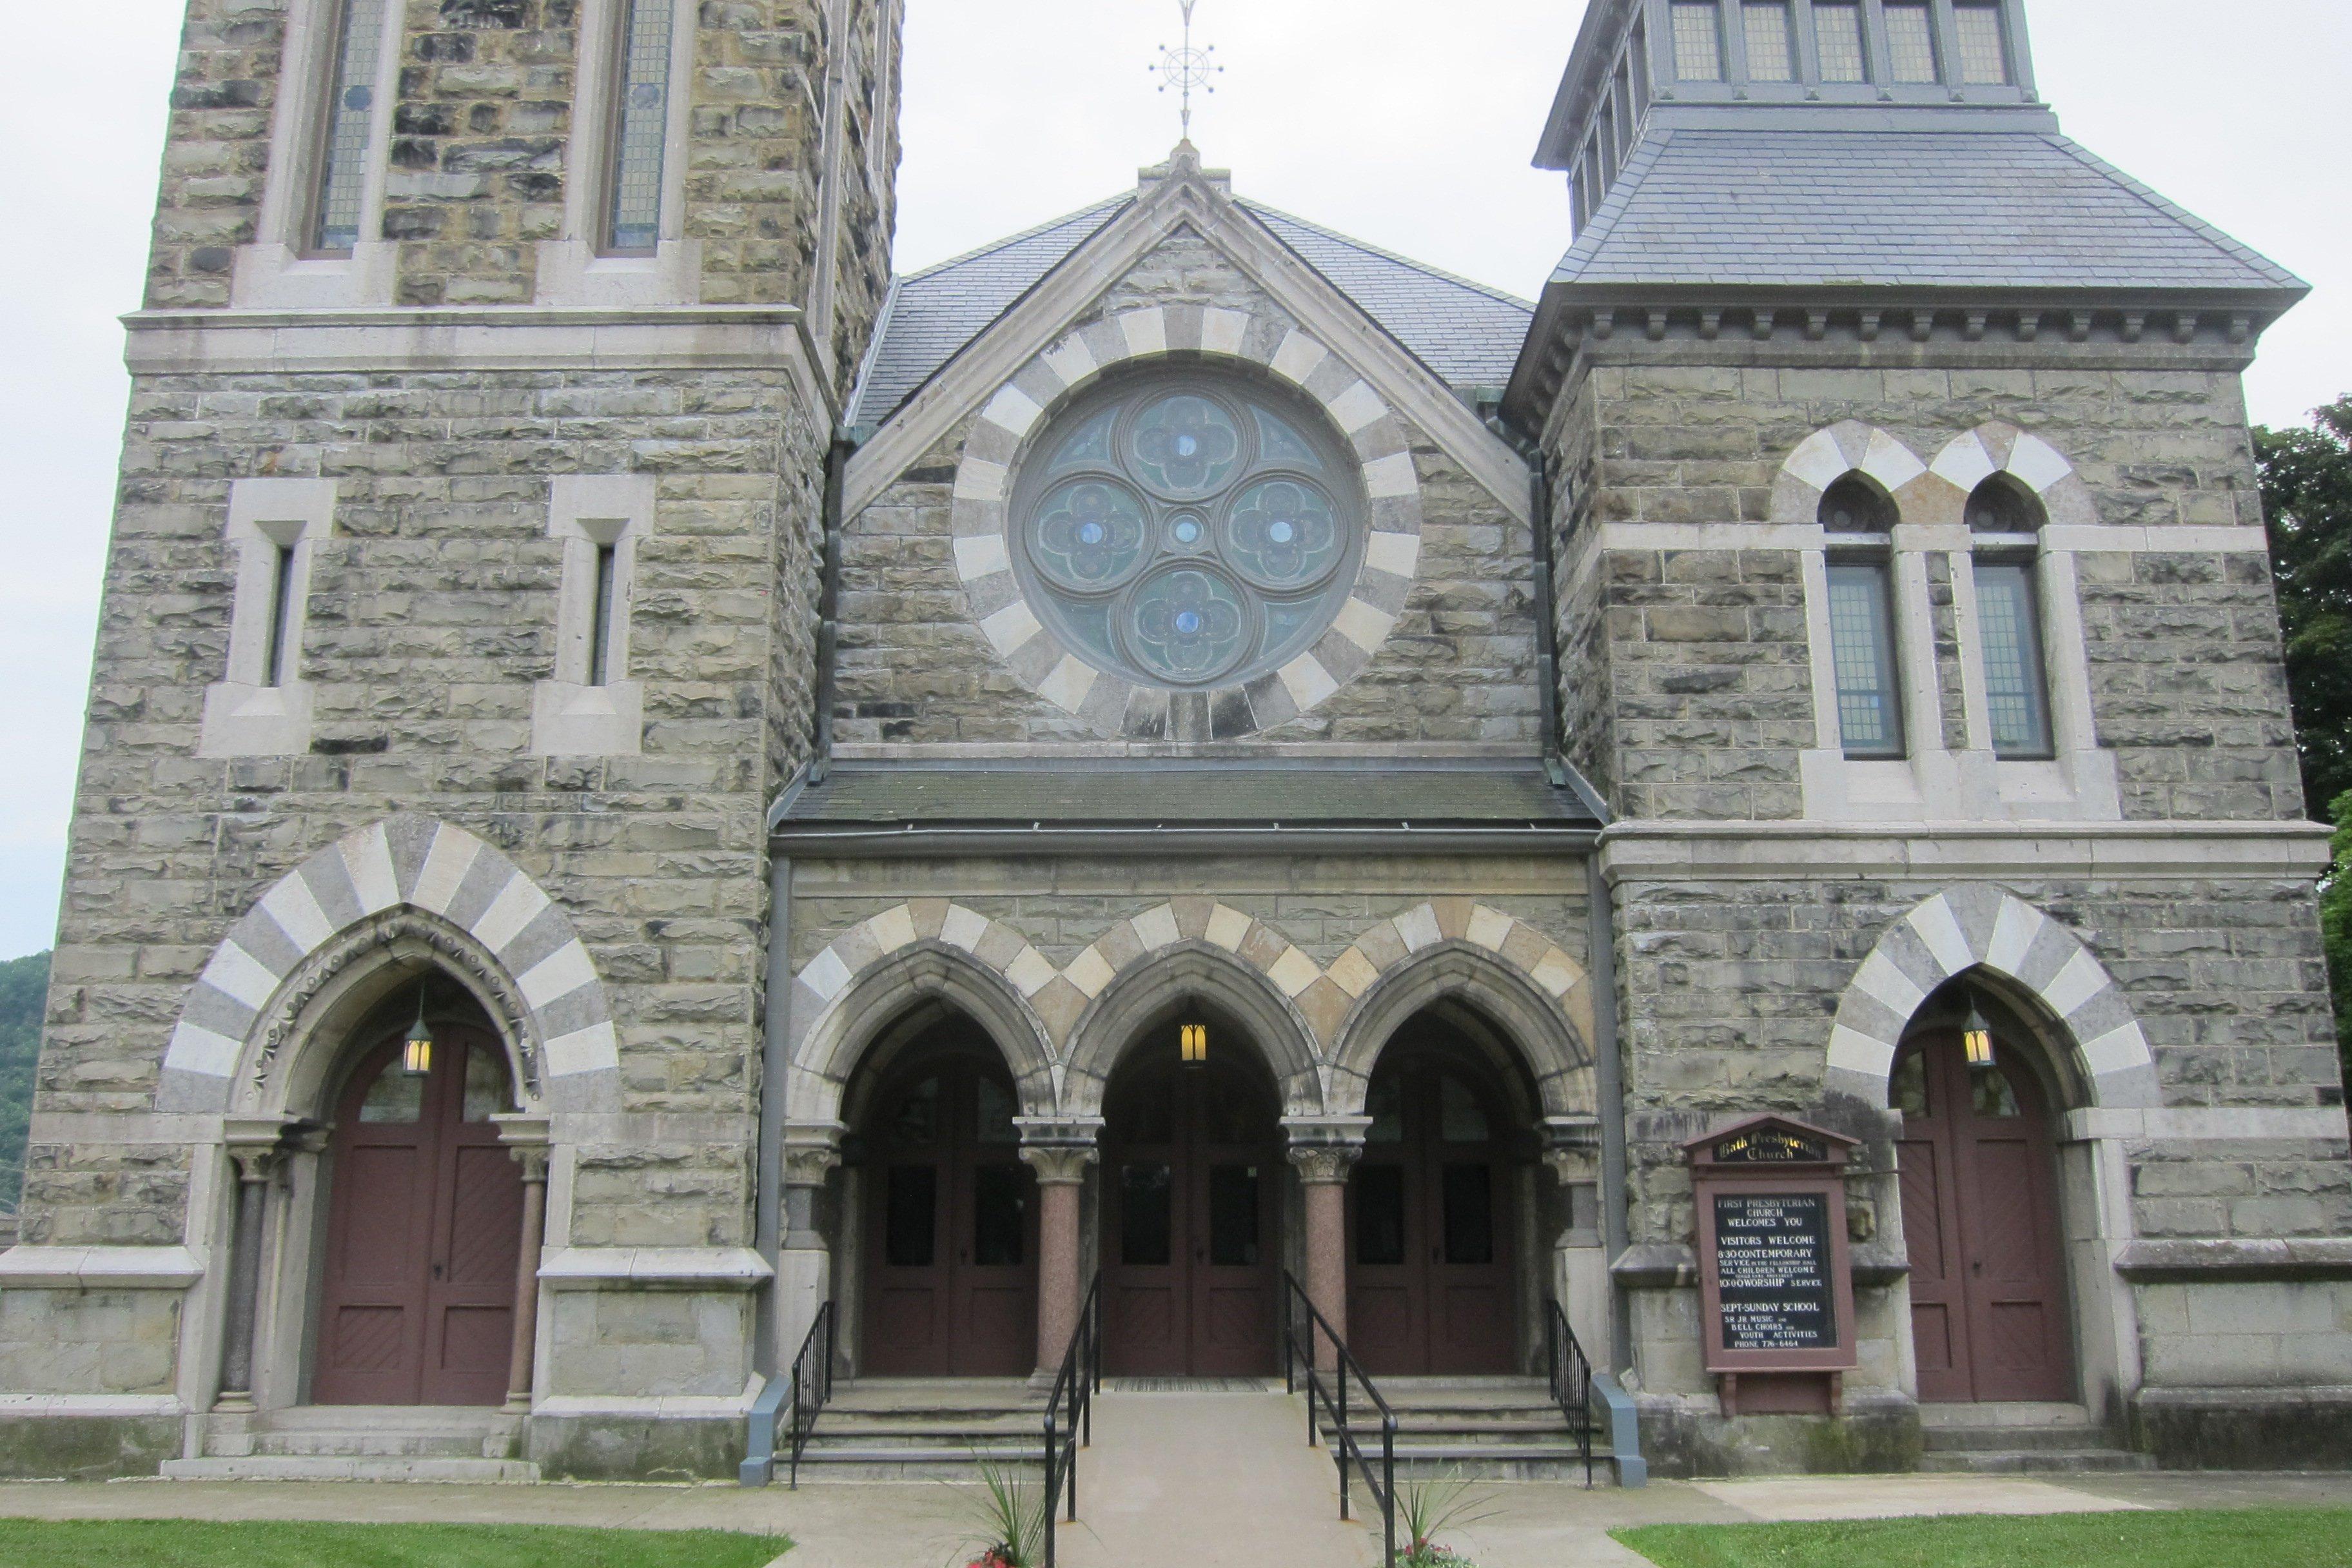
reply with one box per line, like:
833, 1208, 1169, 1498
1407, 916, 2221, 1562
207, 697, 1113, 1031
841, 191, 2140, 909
1826, 883, 2159, 1110
159, 814, 622, 1113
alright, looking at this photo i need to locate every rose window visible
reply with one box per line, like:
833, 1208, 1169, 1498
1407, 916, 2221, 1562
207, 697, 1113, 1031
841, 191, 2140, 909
1008, 371, 1366, 690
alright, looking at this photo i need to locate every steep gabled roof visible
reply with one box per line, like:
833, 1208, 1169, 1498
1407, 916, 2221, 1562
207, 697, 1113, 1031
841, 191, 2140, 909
847, 192, 1536, 429
1554, 130, 2306, 293
847, 197, 1131, 428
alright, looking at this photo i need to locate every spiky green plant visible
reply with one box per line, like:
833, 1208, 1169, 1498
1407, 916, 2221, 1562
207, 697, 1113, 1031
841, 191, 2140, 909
943, 1451, 1050, 1568
1394, 1468, 1498, 1568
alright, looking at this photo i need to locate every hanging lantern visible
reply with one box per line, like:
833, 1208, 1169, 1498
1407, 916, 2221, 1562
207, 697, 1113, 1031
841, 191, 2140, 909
1179, 1022, 1208, 1069
1961, 995, 1996, 1069
402, 987, 435, 1077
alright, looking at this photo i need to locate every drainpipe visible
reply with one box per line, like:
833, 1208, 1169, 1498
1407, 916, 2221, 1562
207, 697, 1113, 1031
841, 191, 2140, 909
810, 434, 852, 784
1586, 856, 1632, 1377
743, 849, 795, 1485
1529, 449, 1567, 783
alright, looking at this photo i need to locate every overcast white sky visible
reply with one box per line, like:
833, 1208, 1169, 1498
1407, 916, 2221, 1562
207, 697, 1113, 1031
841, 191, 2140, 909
0, 1, 2343, 959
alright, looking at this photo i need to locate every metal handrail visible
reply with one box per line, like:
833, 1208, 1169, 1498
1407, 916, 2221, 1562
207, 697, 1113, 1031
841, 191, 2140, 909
740, 1299, 835, 1489
1545, 1298, 1596, 1488
1281, 1271, 1396, 1568
1042, 1272, 1103, 1568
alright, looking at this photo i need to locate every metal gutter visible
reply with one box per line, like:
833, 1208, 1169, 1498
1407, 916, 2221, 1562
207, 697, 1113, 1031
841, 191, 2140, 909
741, 847, 795, 1486
766, 823, 1602, 858
1586, 854, 1633, 1378
809, 433, 852, 784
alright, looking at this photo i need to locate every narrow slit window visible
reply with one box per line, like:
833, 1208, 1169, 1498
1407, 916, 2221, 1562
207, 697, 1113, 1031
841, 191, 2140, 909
1614, 62, 1638, 156
263, 543, 299, 689
1743, 3, 1796, 82
587, 542, 620, 686
1954, 3, 2014, 84
1814, 1, 1868, 82
1828, 562, 1906, 760
1883, 2, 1940, 82
603, 0, 676, 253
1672, 2, 1726, 81
1974, 561, 2055, 759
1631, 25, 1652, 116
309, 0, 389, 252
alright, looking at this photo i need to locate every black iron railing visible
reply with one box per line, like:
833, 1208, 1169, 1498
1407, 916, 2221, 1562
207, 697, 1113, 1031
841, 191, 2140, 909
1282, 1271, 1396, 1568
740, 1299, 834, 1489
1042, 1271, 1103, 1568
1545, 1298, 1596, 1487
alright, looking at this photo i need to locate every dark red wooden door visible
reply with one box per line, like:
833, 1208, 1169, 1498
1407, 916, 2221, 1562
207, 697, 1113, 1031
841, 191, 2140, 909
1897, 1032, 2073, 1403
862, 1046, 1035, 1377
1348, 1055, 1516, 1376
315, 1025, 521, 1406
1103, 1055, 1279, 1377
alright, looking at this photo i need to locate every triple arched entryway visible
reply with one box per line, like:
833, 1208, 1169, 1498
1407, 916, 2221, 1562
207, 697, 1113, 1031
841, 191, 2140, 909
796, 920, 1599, 1387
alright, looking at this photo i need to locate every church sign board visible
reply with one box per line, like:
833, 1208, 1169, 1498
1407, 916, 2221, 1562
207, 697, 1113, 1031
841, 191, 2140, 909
1683, 1115, 1859, 1415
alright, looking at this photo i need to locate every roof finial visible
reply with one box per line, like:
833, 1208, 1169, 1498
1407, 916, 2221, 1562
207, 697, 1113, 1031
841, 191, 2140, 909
1152, 0, 1223, 143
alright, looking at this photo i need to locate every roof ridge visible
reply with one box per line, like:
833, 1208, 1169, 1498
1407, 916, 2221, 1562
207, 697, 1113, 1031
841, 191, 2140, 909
1238, 198, 1537, 311
897, 194, 1133, 283
2041, 133, 2307, 291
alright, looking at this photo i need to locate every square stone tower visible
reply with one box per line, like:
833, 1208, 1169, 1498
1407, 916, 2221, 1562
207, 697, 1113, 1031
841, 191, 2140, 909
1509, 0, 2349, 1473
3, 0, 899, 1478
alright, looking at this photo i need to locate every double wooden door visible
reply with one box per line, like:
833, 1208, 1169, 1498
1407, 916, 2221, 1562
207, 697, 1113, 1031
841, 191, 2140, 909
1897, 1032, 2074, 1403
314, 1024, 522, 1406
862, 1047, 1037, 1377
1347, 1054, 1516, 1375
1102, 1055, 1280, 1377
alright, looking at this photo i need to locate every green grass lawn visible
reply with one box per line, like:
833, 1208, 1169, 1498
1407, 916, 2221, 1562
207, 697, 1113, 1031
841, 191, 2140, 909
1615, 1508, 2352, 1568
0, 1518, 789, 1567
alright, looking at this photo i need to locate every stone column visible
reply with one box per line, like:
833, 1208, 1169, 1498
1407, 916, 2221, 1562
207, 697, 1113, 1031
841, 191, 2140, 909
1543, 1116, 1610, 1372
1019, 1133, 1099, 1382
495, 1115, 553, 1411
212, 1120, 291, 1413
1287, 1141, 1362, 1371
777, 1127, 845, 1369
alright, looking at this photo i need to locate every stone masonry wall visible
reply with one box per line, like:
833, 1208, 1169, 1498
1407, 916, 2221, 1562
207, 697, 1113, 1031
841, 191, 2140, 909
1547, 358, 2306, 823
1607, 865, 2347, 1402
24, 364, 826, 1253
148, 0, 281, 308
838, 231, 1542, 749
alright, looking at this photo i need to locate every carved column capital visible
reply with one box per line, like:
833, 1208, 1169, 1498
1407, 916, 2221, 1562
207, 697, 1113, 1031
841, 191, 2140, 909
1018, 1142, 1100, 1186
222, 1115, 299, 1183
1541, 1115, 1604, 1187
1286, 1142, 1364, 1186
783, 1121, 848, 1190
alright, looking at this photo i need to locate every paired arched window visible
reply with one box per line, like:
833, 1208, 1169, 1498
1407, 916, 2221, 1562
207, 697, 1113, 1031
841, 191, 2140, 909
1966, 476, 2054, 759
1819, 476, 1904, 760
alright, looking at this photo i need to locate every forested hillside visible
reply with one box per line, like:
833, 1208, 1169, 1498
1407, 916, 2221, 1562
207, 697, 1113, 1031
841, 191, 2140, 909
0, 951, 48, 1213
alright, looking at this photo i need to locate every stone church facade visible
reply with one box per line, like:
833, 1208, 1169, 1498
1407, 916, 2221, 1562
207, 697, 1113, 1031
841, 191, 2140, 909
3, 0, 2346, 1484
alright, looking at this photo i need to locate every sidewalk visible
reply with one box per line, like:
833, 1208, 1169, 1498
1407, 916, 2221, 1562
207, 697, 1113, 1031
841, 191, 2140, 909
0, 1424, 2346, 1567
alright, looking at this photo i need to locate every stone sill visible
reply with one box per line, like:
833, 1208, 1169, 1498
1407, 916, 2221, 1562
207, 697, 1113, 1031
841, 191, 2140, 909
536, 1246, 772, 1291
0, 1246, 204, 1289
2115, 1237, 2352, 1284
531, 1393, 756, 1419
0, 1394, 186, 1417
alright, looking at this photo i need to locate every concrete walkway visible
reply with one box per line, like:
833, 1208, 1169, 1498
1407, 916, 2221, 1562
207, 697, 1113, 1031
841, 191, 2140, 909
1055, 1390, 1377, 1568
1, 1420, 2348, 1567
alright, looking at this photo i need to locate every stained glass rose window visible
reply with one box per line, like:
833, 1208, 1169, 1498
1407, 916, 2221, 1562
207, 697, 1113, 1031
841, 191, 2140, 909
1008, 370, 1365, 690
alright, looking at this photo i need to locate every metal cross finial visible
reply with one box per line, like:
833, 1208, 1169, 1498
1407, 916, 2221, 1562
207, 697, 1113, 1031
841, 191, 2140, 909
1152, 0, 1223, 140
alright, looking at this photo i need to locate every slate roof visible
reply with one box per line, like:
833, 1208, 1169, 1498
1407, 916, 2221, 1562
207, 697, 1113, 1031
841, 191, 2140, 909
775, 763, 1598, 832
1555, 130, 2306, 293
847, 195, 1536, 429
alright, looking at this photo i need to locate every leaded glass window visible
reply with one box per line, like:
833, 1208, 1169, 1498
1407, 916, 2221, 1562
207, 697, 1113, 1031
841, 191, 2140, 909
1828, 562, 1906, 759
603, 0, 676, 253
1955, 3, 2013, 85
1814, 1, 1868, 83
1743, 3, 1796, 83
1009, 371, 1365, 691
310, 0, 389, 253
1974, 561, 2054, 759
1672, 2, 1726, 81
1884, 1, 1940, 83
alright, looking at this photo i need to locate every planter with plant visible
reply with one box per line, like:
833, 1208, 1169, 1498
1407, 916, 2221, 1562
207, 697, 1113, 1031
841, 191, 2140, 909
1395, 1469, 1496, 1568
946, 1451, 1050, 1568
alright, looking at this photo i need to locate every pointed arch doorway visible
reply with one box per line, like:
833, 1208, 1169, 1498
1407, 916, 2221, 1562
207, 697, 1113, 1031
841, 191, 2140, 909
1101, 1047, 1282, 1377
1346, 1026, 1518, 1376
313, 1014, 523, 1406
1896, 1027, 2075, 1403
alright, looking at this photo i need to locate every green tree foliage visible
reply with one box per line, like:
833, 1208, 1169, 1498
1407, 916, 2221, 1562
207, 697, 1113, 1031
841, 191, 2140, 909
0, 950, 48, 1212
2255, 397, 2352, 816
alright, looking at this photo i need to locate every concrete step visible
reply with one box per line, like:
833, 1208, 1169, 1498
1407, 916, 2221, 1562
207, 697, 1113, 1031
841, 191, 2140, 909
1919, 1448, 2155, 1475
162, 1456, 540, 1482
1921, 1423, 2121, 1453
792, 1446, 1048, 1482
249, 1430, 514, 1459
1386, 1443, 1612, 1483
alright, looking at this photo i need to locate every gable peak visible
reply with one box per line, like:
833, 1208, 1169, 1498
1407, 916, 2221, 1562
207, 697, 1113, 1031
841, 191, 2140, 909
1139, 140, 1233, 201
